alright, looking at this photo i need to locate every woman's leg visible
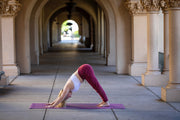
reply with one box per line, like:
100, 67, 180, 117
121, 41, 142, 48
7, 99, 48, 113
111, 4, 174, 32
78, 64, 108, 102
86, 72, 108, 103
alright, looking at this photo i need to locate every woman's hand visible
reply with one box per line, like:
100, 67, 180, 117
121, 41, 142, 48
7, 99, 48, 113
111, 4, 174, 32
47, 101, 55, 105
45, 102, 56, 108
45, 103, 63, 108
45, 104, 55, 108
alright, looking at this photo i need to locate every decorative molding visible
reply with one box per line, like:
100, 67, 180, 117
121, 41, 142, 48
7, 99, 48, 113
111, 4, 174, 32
125, 0, 147, 15
160, 0, 169, 12
0, 2, 2, 14
160, 0, 180, 11
141, 0, 161, 12
125, 0, 180, 15
169, 0, 180, 8
1, 0, 21, 17
0, 0, 8, 15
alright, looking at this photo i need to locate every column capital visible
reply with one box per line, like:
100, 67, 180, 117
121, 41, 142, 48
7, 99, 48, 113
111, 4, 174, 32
125, 0, 147, 15
141, 0, 161, 13
169, 0, 180, 8
160, 0, 180, 10
160, 0, 169, 12
0, 0, 21, 17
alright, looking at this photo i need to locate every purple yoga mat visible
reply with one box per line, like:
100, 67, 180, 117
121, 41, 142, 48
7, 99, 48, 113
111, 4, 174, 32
30, 103, 125, 109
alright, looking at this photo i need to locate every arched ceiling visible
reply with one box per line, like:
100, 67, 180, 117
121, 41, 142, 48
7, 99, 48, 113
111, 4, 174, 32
43, 0, 98, 25
50, 7, 91, 23
30, 0, 117, 29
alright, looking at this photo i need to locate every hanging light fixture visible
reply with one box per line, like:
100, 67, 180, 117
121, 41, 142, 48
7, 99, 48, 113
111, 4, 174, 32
65, 0, 76, 19
66, 22, 73, 26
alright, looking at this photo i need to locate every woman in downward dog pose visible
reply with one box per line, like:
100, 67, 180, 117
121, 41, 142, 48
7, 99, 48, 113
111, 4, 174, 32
46, 64, 109, 108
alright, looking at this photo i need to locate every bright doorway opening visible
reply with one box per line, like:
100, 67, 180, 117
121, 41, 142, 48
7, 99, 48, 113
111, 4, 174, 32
61, 20, 80, 43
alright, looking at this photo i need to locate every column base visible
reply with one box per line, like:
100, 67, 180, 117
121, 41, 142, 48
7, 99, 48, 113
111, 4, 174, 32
0, 75, 9, 88
141, 73, 169, 87
3, 65, 20, 76
129, 62, 147, 76
163, 70, 169, 76
31, 51, 39, 64
161, 85, 180, 102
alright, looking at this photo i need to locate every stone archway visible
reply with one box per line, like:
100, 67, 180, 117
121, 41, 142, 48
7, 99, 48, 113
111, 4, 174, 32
42, 0, 118, 66
15, 0, 130, 74
48, 7, 91, 48
96, 0, 131, 74
16, 0, 39, 73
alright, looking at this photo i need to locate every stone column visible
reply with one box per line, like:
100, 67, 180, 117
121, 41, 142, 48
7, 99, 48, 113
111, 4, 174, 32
90, 16, 94, 51
125, 1, 148, 76
161, 1, 180, 102
59, 24, 62, 42
56, 22, 60, 42
1, 0, 21, 77
39, 12, 43, 55
163, 11, 169, 75
51, 21, 58, 44
141, 0, 168, 86
100, 10, 105, 56
97, 7, 101, 54
160, 0, 169, 75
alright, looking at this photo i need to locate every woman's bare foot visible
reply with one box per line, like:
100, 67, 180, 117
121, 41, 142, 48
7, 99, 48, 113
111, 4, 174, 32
98, 101, 110, 107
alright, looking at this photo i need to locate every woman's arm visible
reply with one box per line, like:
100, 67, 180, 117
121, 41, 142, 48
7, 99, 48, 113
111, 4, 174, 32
47, 89, 63, 105
47, 82, 72, 108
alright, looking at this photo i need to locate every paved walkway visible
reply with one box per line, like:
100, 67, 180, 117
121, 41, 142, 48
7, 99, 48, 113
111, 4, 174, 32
0, 51, 180, 120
